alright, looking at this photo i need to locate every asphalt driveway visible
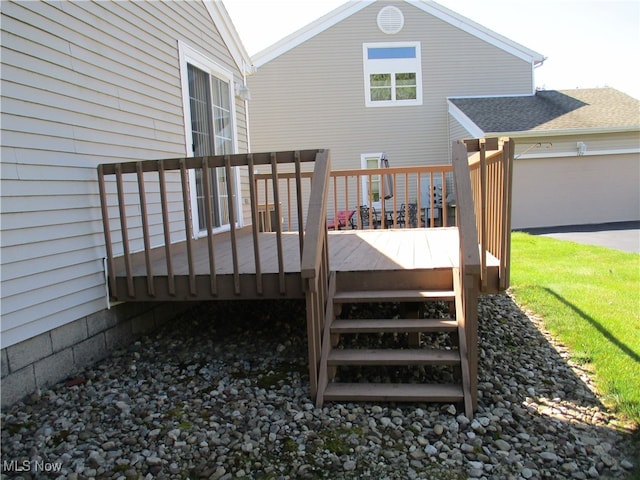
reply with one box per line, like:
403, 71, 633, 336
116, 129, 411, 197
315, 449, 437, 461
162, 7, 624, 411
522, 221, 640, 254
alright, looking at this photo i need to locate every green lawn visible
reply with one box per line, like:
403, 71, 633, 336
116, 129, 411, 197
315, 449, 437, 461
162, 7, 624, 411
509, 232, 640, 424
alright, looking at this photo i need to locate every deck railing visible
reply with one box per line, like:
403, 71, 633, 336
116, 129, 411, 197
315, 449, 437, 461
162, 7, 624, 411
328, 165, 455, 229
97, 149, 325, 300
255, 164, 455, 231
465, 138, 514, 291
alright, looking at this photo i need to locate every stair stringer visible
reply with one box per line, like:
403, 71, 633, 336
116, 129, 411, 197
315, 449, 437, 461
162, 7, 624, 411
453, 268, 473, 418
315, 271, 337, 408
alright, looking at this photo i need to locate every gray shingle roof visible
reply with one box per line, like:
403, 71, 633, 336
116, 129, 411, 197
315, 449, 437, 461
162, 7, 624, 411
450, 88, 640, 134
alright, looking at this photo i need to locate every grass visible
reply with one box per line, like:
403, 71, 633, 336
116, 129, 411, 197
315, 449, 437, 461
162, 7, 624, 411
509, 232, 640, 424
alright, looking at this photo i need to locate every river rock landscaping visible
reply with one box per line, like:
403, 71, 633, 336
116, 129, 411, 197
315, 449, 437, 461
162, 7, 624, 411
1, 294, 637, 479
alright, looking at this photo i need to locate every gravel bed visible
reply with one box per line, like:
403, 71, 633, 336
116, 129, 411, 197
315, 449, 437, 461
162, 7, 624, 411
1, 294, 637, 480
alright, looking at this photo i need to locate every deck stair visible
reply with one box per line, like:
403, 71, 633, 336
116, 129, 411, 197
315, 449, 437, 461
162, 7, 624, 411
316, 278, 473, 417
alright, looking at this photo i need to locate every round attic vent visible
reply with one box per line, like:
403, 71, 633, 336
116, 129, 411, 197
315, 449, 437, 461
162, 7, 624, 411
377, 6, 404, 34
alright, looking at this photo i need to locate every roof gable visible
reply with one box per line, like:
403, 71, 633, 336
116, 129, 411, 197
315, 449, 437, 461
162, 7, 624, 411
449, 88, 640, 135
205, 1, 252, 74
252, 0, 544, 67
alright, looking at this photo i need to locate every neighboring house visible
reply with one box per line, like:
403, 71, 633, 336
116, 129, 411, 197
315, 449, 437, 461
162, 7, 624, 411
247, 0, 544, 187
247, 0, 639, 230
449, 88, 640, 229
1, 0, 253, 407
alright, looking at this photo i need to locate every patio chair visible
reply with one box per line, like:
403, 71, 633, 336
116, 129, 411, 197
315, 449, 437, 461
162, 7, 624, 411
327, 210, 355, 230
359, 205, 380, 229
396, 203, 418, 228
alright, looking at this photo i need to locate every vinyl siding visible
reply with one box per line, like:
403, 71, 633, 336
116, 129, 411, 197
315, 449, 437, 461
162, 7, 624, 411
448, 116, 474, 144
512, 151, 640, 229
248, 1, 535, 170
0, 0, 249, 348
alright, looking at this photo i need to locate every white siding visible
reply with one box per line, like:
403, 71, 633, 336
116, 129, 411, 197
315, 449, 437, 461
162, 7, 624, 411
248, 1, 535, 170
0, 0, 249, 348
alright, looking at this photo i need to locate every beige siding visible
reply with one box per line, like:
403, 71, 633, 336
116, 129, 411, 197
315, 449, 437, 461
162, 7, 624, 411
512, 151, 640, 229
248, 1, 534, 170
510, 132, 640, 228
0, 0, 249, 348
513, 131, 640, 159
448, 116, 474, 144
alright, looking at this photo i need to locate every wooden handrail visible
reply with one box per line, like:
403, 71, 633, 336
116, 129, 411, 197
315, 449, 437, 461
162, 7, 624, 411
301, 150, 331, 282
452, 141, 481, 277
299, 149, 331, 399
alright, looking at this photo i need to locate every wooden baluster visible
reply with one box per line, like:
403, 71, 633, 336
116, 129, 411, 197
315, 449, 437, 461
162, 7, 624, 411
479, 141, 488, 290
270, 153, 286, 294
247, 155, 263, 294
158, 162, 175, 296
263, 177, 270, 232
136, 162, 154, 296
115, 164, 134, 297
442, 170, 448, 227
429, 172, 435, 227
97, 165, 117, 299
332, 174, 338, 230
179, 159, 196, 296
295, 151, 304, 260
225, 156, 241, 295
416, 172, 422, 228
355, 173, 362, 229
201, 157, 217, 296
286, 176, 292, 232
344, 174, 350, 229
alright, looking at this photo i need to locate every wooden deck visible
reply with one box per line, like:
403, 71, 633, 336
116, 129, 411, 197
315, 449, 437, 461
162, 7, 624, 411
110, 227, 500, 302
99, 141, 514, 413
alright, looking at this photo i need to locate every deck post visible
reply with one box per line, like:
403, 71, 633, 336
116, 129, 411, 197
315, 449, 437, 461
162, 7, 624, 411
301, 150, 331, 399
452, 140, 481, 413
500, 138, 515, 290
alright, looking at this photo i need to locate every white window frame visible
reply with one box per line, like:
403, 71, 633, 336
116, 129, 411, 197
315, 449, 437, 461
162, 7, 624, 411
363, 42, 422, 108
178, 41, 243, 236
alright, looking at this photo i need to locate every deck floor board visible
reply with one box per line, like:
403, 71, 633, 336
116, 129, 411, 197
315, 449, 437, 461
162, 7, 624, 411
115, 228, 469, 277
111, 227, 500, 301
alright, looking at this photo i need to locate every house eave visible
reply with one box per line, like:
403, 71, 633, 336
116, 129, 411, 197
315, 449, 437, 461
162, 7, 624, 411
252, 0, 545, 68
205, 0, 254, 75
252, 1, 375, 67
486, 126, 640, 138
408, 0, 545, 65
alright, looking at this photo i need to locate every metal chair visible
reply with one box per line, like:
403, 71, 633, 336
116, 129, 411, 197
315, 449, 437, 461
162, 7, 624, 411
359, 205, 380, 229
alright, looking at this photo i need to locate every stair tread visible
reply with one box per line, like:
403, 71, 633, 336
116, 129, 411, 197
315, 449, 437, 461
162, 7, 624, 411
323, 382, 464, 402
331, 318, 457, 333
328, 348, 460, 366
334, 290, 455, 303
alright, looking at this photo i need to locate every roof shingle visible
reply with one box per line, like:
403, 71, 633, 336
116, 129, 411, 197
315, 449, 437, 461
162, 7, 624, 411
450, 88, 640, 134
